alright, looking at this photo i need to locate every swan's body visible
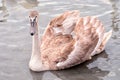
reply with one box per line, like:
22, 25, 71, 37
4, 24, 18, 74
28, 10, 112, 71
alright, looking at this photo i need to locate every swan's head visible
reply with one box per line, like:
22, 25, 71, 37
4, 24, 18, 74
29, 11, 39, 36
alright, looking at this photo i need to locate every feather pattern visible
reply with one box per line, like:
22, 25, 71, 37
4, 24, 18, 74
40, 10, 80, 70
56, 16, 105, 69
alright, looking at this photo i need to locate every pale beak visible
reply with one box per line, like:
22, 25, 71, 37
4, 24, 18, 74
31, 21, 35, 28
29, 16, 37, 36
30, 21, 36, 36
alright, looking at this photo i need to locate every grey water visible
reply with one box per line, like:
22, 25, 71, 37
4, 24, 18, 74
0, 0, 120, 80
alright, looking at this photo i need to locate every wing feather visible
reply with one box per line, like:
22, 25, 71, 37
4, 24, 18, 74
57, 16, 105, 69
40, 10, 80, 70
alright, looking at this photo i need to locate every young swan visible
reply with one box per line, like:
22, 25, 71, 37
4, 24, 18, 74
28, 10, 112, 71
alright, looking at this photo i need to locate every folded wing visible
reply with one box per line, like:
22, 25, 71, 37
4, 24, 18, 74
57, 16, 105, 69
40, 10, 80, 70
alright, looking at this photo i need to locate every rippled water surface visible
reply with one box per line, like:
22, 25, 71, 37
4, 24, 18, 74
0, 0, 120, 80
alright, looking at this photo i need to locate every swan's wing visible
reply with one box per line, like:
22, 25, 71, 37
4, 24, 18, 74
40, 10, 80, 70
41, 10, 80, 51
42, 10, 80, 39
56, 16, 105, 69
95, 30, 112, 54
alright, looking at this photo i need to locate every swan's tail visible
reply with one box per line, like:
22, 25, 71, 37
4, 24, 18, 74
95, 29, 112, 55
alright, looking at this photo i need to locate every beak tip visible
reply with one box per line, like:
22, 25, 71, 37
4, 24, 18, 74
30, 33, 34, 36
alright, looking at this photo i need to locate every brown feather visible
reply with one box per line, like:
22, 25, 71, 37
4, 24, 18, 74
41, 12, 105, 70
56, 16, 105, 69
40, 10, 80, 70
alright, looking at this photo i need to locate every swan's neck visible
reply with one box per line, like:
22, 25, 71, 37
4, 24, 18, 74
31, 25, 40, 59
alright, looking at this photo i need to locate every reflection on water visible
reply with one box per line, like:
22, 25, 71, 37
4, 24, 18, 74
110, 0, 120, 39
19, 0, 39, 9
0, 0, 120, 80
0, 0, 9, 22
30, 51, 109, 80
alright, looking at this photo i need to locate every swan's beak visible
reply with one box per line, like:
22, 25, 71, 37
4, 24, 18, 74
30, 22, 35, 36
31, 21, 35, 27
29, 17, 37, 36
30, 21, 36, 36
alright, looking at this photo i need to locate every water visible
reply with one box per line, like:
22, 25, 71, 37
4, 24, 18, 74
0, 0, 120, 80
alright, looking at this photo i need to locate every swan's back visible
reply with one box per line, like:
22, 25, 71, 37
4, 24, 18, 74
40, 10, 105, 70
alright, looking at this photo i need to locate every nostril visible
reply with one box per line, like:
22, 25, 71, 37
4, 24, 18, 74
30, 33, 34, 36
